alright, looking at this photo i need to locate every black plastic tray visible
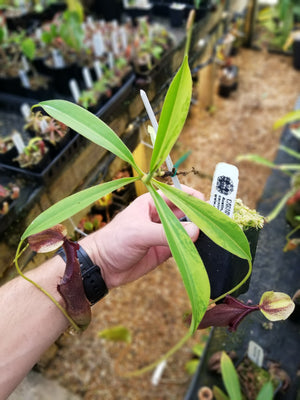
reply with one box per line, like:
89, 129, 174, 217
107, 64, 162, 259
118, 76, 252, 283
0, 132, 84, 184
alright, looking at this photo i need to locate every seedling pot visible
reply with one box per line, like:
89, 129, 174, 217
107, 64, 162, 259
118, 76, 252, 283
169, 4, 186, 28
0, 145, 18, 166
218, 65, 239, 98
292, 37, 300, 70
195, 227, 260, 299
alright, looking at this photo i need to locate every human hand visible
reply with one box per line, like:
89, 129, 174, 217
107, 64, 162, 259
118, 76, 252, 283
81, 185, 204, 289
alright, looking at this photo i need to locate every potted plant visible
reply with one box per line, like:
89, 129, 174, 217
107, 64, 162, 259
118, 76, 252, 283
13, 137, 50, 172
210, 351, 278, 400
0, 182, 20, 216
0, 136, 18, 165
24, 110, 71, 153
37, 10, 88, 94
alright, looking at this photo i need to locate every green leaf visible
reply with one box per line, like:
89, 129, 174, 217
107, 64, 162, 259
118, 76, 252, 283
192, 342, 205, 357
38, 100, 140, 172
150, 56, 192, 172
256, 382, 274, 400
221, 352, 242, 400
273, 110, 300, 130
21, 37, 36, 60
98, 325, 132, 343
236, 154, 276, 169
266, 188, 295, 222
147, 184, 210, 333
213, 386, 230, 400
154, 181, 251, 261
279, 145, 300, 160
185, 359, 200, 375
22, 177, 138, 240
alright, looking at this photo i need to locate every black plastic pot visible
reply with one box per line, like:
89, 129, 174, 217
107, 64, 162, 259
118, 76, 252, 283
169, 5, 186, 27
125, 6, 153, 26
90, 0, 123, 21
0, 145, 18, 167
195, 227, 260, 299
292, 38, 300, 70
0, 76, 23, 96
218, 65, 239, 98
40, 61, 82, 96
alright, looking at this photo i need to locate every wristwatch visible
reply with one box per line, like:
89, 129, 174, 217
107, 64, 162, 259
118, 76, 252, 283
57, 244, 108, 305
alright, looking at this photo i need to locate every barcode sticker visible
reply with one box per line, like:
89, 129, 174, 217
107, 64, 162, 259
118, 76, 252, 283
209, 162, 239, 218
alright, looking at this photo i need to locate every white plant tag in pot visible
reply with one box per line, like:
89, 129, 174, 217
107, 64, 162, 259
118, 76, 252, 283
247, 340, 264, 367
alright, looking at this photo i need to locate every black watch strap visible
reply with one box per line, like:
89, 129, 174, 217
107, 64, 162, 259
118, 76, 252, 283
56, 244, 108, 305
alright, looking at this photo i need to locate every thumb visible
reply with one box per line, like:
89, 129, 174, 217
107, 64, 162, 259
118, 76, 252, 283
182, 222, 199, 242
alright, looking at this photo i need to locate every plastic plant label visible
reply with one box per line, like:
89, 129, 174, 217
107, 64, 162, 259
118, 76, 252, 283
82, 67, 93, 89
12, 131, 25, 154
247, 340, 264, 367
111, 31, 119, 54
40, 119, 49, 133
20, 103, 31, 119
120, 27, 128, 50
108, 52, 114, 69
94, 61, 102, 80
92, 32, 105, 57
209, 162, 239, 218
21, 56, 30, 72
52, 49, 65, 68
69, 79, 81, 103
18, 70, 30, 89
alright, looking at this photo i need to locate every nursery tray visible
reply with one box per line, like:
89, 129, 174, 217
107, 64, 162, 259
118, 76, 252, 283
0, 132, 84, 184
184, 100, 300, 400
0, 167, 42, 236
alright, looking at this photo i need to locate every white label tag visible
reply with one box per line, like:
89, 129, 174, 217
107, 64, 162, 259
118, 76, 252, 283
108, 52, 114, 69
209, 162, 239, 218
12, 131, 25, 154
82, 67, 93, 89
20, 103, 31, 119
94, 60, 102, 80
18, 70, 31, 89
40, 119, 49, 133
111, 31, 119, 54
93, 32, 105, 57
69, 79, 81, 103
247, 340, 264, 367
52, 49, 65, 68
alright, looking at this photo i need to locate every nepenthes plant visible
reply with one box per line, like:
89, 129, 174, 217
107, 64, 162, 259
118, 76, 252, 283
14, 47, 294, 341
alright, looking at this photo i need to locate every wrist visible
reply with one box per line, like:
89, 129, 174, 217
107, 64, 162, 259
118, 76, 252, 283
79, 230, 113, 290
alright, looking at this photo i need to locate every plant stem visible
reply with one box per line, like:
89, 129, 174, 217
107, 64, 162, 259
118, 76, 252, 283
122, 331, 192, 378
14, 240, 81, 332
185, 9, 195, 57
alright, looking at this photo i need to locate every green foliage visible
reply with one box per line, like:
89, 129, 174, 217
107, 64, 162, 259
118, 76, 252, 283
185, 359, 200, 375
21, 37, 36, 60
23, 58, 252, 333
221, 352, 242, 400
41, 11, 85, 52
273, 110, 300, 130
98, 325, 132, 343
150, 56, 192, 173
215, 352, 274, 400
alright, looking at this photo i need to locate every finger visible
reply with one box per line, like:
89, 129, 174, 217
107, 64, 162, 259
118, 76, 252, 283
137, 220, 199, 249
